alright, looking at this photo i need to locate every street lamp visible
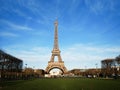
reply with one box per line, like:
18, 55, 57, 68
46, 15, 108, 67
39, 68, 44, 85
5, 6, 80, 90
25, 64, 27, 68
95, 63, 98, 70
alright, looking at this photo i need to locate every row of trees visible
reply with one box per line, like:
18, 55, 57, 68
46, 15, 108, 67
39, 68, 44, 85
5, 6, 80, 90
0, 68, 45, 81
68, 55, 120, 78
24, 68, 45, 78
69, 68, 101, 78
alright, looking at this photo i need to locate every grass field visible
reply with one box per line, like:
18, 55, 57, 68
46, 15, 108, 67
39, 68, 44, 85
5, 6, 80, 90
0, 78, 120, 90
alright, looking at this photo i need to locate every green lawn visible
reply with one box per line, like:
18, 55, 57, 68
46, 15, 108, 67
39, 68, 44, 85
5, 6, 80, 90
1, 78, 120, 90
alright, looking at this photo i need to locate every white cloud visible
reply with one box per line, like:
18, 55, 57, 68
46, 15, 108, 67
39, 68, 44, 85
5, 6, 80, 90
4, 43, 120, 70
0, 19, 33, 31
12, 9, 32, 20
13, 9, 26, 17
18, 0, 57, 25
5, 46, 51, 69
85, 0, 115, 14
62, 44, 120, 69
0, 32, 19, 37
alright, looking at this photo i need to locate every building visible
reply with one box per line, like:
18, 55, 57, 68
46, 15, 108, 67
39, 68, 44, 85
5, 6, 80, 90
0, 50, 23, 80
0, 50, 23, 72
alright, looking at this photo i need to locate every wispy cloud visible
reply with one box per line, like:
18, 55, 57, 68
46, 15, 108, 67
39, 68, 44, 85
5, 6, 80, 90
12, 9, 27, 18
18, 0, 57, 25
85, 0, 115, 14
67, 44, 120, 53
0, 19, 33, 31
0, 32, 19, 37
5, 46, 51, 69
61, 44, 120, 69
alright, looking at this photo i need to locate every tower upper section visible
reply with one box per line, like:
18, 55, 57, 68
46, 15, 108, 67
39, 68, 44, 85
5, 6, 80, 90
53, 20, 59, 51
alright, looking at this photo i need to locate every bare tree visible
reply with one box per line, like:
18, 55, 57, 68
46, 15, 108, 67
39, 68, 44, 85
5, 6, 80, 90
101, 59, 114, 77
115, 55, 120, 75
116, 55, 120, 66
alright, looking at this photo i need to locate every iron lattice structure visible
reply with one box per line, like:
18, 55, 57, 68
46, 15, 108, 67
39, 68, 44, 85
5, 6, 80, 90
46, 20, 67, 73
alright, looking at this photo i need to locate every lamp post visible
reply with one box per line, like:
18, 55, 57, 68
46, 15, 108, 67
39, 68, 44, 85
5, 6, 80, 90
95, 63, 98, 70
25, 64, 27, 68
95, 63, 98, 77
25, 64, 27, 79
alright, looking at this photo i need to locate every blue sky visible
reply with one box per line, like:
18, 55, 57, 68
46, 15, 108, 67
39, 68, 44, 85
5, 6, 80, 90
0, 0, 120, 70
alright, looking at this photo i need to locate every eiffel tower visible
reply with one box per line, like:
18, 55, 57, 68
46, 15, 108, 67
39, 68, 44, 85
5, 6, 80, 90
45, 20, 67, 73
